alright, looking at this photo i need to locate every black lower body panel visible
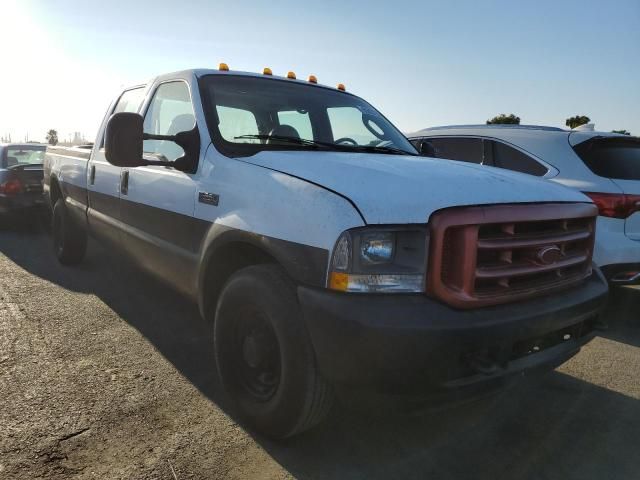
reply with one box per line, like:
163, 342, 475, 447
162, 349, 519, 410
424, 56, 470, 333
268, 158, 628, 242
298, 270, 608, 397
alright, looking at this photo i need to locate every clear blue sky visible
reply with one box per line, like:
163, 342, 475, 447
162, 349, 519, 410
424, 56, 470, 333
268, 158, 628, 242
1, 0, 638, 142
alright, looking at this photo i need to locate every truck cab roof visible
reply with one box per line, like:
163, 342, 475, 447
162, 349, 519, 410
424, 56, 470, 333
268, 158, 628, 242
130, 67, 353, 97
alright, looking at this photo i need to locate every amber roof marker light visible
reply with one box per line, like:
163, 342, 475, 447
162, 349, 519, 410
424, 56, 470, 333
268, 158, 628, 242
263, 67, 273, 75
218, 62, 229, 71
337, 83, 346, 91
287, 71, 297, 79
308, 75, 318, 84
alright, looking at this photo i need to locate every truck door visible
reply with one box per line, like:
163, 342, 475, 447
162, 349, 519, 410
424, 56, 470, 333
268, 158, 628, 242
87, 87, 146, 246
119, 80, 199, 293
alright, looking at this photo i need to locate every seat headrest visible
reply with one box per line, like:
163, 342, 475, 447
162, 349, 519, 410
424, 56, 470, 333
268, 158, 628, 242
267, 125, 300, 144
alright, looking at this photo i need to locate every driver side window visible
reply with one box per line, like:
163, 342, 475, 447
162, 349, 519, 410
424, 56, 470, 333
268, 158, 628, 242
143, 81, 195, 162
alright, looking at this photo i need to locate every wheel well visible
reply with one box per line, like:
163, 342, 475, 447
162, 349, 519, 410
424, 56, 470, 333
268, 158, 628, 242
201, 242, 278, 322
50, 176, 62, 208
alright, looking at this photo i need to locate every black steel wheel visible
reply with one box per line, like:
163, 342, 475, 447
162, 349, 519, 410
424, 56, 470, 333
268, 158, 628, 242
52, 198, 87, 265
214, 264, 333, 439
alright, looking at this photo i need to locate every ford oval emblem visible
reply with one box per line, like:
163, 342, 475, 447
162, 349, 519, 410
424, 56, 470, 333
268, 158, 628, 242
537, 246, 563, 265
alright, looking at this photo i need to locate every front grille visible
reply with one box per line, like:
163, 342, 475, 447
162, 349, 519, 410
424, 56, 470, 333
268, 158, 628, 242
427, 203, 597, 308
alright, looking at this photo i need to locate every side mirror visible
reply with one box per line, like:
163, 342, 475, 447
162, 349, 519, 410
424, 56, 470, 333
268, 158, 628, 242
105, 112, 145, 167
419, 140, 436, 157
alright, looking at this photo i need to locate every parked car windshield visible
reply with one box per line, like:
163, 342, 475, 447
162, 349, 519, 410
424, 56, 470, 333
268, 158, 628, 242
573, 136, 640, 180
200, 74, 417, 157
3, 146, 46, 168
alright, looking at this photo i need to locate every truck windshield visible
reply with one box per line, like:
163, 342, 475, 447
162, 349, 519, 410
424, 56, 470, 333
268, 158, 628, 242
200, 75, 417, 157
3, 146, 46, 168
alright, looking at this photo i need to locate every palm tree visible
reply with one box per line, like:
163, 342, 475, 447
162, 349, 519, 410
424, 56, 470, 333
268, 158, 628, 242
46, 129, 58, 146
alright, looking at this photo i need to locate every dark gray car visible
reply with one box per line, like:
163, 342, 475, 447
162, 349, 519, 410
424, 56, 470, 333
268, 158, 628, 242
0, 143, 46, 215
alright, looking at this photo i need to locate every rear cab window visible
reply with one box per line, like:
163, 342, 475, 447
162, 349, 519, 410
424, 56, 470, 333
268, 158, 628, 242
573, 136, 640, 180
217, 106, 260, 143
277, 110, 313, 141
327, 106, 382, 146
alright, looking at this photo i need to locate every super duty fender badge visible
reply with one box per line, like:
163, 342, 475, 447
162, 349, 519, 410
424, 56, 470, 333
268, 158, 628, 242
198, 192, 219, 206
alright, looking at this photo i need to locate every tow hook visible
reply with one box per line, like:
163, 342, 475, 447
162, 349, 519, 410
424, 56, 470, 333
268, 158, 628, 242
467, 353, 500, 375
593, 317, 609, 331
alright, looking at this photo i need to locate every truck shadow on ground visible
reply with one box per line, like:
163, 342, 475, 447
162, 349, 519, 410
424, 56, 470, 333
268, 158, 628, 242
599, 286, 640, 348
1, 224, 640, 480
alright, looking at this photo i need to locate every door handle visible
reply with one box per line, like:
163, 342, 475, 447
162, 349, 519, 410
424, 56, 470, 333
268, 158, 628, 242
120, 170, 129, 195
89, 165, 96, 185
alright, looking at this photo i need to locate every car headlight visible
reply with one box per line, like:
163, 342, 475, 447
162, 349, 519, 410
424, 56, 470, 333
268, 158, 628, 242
328, 227, 428, 293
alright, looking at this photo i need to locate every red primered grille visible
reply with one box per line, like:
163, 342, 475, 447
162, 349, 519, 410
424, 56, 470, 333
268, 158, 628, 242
427, 203, 598, 309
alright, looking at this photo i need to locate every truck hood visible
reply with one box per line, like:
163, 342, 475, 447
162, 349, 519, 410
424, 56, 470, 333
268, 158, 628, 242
242, 151, 591, 224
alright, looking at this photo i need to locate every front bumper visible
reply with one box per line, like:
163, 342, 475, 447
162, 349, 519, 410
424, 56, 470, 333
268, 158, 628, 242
298, 269, 608, 397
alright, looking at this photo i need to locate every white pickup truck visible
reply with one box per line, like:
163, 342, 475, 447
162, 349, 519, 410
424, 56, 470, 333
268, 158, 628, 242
44, 66, 607, 438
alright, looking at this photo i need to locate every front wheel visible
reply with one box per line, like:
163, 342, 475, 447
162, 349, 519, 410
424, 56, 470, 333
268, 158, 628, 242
214, 264, 333, 439
52, 198, 87, 265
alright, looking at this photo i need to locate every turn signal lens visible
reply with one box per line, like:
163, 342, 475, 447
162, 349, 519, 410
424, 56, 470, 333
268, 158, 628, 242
263, 67, 272, 75
308, 75, 317, 83
218, 62, 229, 71
329, 272, 349, 291
287, 71, 296, 79
337, 83, 346, 91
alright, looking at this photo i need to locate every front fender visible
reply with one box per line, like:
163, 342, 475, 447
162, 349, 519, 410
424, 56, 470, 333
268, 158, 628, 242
193, 152, 366, 317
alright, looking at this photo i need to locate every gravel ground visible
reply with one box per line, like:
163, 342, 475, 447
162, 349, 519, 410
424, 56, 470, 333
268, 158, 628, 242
1, 218, 639, 479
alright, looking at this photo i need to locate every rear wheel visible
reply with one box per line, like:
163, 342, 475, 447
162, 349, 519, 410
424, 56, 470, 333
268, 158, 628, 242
52, 198, 87, 265
214, 264, 333, 439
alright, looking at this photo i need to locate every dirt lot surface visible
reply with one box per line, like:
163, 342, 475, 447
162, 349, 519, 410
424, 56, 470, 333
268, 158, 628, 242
1, 220, 639, 479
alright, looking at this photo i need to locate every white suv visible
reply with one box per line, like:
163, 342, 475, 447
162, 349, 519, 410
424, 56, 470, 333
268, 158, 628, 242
408, 125, 640, 285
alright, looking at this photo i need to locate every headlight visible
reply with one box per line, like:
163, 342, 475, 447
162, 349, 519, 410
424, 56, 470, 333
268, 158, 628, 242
328, 227, 428, 293
360, 232, 394, 265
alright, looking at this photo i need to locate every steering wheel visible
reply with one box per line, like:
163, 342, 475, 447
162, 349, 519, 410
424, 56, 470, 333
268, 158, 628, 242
334, 137, 358, 146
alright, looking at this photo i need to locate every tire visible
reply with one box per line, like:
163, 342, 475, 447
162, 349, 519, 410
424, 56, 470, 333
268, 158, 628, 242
214, 264, 333, 439
52, 198, 87, 265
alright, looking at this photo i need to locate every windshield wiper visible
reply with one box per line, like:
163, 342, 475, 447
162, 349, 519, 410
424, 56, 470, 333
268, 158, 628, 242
234, 134, 335, 150
234, 134, 417, 156
354, 145, 418, 156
